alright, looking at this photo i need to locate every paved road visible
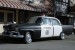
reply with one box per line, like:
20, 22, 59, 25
0, 35, 75, 50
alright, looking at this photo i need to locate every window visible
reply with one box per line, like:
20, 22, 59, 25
52, 19, 60, 25
28, 17, 38, 24
19, 11, 25, 24
7, 13, 14, 22
0, 12, 4, 22
42, 18, 51, 25
28, 17, 42, 24
35, 18, 42, 24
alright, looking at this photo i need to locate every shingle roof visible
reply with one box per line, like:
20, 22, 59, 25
0, 0, 46, 12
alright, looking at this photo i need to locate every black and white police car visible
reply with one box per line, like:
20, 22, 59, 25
3, 16, 73, 44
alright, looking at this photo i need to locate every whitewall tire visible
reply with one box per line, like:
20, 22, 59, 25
24, 32, 32, 44
59, 33, 65, 40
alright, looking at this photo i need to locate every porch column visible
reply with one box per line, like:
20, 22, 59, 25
16, 10, 19, 24
4, 12, 7, 24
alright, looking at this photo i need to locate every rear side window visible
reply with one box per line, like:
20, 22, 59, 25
52, 19, 60, 25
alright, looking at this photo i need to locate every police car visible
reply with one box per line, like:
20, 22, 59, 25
3, 16, 66, 44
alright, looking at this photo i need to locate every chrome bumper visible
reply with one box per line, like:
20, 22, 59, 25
2, 31, 24, 38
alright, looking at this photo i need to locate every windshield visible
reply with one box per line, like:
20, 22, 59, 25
27, 17, 42, 24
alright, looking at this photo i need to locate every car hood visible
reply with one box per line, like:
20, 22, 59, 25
3, 23, 41, 30
18, 23, 40, 29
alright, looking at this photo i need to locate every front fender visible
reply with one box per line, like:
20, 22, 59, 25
19, 29, 41, 39
19, 29, 36, 36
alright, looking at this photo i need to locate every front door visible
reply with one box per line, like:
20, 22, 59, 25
0, 10, 14, 33
41, 18, 53, 38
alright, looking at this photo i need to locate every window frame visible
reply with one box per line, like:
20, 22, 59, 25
41, 18, 51, 25
51, 18, 61, 26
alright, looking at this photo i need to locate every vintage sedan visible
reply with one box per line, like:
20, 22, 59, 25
2, 16, 73, 44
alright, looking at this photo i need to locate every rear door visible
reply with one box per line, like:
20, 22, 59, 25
52, 19, 62, 36
41, 18, 53, 38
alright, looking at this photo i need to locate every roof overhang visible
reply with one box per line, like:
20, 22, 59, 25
0, 0, 46, 12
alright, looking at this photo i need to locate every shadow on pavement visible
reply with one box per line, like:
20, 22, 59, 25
0, 35, 74, 44
0, 35, 24, 44
0, 36, 62, 44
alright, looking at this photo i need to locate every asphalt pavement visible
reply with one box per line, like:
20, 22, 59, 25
0, 34, 75, 50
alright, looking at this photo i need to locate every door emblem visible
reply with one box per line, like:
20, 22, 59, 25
45, 30, 49, 35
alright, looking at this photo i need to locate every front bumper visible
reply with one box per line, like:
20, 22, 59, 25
2, 31, 24, 38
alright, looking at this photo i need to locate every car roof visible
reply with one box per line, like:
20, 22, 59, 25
33, 16, 57, 19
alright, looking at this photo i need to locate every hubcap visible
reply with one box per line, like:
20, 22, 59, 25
26, 32, 32, 43
61, 33, 65, 39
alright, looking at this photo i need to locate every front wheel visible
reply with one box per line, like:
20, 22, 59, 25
24, 32, 32, 44
59, 33, 65, 40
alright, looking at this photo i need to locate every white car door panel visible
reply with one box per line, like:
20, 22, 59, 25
53, 25, 62, 36
41, 25, 53, 38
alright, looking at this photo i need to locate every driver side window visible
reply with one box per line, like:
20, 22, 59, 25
42, 18, 51, 25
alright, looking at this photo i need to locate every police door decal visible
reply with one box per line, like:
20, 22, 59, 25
41, 25, 53, 38
45, 30, 49, 35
